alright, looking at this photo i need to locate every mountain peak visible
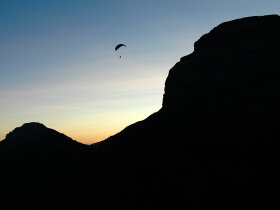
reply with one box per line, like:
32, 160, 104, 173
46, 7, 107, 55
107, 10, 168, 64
5, 122, 47, 139
0, 122, 88, 159
1, 122, 48, 150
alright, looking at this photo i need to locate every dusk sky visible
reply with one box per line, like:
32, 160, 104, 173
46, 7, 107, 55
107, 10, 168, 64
1, 0, 279, 144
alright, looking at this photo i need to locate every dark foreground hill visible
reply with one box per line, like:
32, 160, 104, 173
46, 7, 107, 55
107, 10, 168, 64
0, 122, 96, 210
1, 15, 280, 209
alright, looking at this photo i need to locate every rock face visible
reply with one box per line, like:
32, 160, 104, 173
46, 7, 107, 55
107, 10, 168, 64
163, 15, 280, 108
96, 15, 280, 209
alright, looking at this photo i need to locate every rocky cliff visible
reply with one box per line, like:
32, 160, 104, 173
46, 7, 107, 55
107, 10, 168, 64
96, 15, 280, 209
164, 14, 280, 108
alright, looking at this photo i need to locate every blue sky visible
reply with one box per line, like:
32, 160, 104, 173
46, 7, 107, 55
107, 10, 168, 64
1, 0, 279, 144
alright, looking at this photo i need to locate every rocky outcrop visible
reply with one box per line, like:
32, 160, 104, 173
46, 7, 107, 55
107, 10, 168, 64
163, 15, 280, 108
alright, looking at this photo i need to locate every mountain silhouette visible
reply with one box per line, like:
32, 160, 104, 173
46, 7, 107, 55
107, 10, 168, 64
1, 15, 280, 209
0, 122, 47, 150
95, 14, 280, 209
0, 122, 90, 158
0, 123, 96, 210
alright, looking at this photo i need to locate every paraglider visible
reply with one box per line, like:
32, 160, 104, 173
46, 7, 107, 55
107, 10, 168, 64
115, 44, 126, 58
115, 44, 126, 51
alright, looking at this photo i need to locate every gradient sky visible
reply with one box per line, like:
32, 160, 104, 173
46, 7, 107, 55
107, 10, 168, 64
1, 0, 279, 144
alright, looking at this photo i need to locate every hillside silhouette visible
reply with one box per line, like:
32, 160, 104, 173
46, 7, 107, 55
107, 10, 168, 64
1, 15, 280, 209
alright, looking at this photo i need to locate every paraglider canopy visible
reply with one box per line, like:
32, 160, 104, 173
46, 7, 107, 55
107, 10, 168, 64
115, 44, 126, 51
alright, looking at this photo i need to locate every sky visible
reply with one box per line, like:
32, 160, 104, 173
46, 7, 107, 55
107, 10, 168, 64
1, 0, 279, 145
